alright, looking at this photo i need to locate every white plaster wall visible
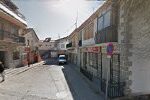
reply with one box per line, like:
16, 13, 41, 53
82, 38, 95, 47
38, 42, 55, 51
130, 56, 150, 94
51, 51, 57, 57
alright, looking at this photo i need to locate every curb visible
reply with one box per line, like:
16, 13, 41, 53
5, 61, 45, 77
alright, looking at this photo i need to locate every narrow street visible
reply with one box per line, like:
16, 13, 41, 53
0, 59, 104, 100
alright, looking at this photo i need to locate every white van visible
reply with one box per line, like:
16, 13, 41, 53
58, 55, 67, 65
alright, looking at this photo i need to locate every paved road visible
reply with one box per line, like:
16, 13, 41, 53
0, 59, 104, 100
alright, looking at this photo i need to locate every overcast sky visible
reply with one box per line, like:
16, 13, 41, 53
12, 0, 104, 40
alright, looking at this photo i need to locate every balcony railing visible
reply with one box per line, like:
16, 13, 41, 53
95, 25, 118, 44
0, 29, 25, 44
0, 1, 26, 20
66, 42, 72, 48
78, 40, 82, 47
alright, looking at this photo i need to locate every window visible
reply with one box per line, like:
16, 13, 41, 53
98, 16, 103, 31
89, 53, 98, 69
0, 23, 2, 29
104, 10, 111, 28
4, 23, 11, 32
98, 10, 111, 32
61, 44, 65, 48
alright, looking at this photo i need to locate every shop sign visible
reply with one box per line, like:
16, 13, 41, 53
87, 46, 100, 53
101, 43, 119, 54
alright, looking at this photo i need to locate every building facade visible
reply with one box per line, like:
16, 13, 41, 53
0, 0, 27, 68
118, 0, 150, 97
65, 0, 150, 98
22, 28, 41, 65
55, 36, 68, 57
68, 0, 124, 98
38, 38, 57, 58
66, 29, 78, 64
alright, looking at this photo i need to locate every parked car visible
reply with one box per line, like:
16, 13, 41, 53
58, 55, 67, 65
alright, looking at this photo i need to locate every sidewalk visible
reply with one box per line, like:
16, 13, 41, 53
63, 63, 104, 100
67, 63, 105, 98
4, 61, 45, 77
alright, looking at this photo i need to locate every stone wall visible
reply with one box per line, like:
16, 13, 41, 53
118, 0, 150, 95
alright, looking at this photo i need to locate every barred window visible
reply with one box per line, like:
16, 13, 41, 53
89, 53, 98, 69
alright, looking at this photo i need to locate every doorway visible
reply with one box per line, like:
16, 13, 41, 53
0, 51, 6, 68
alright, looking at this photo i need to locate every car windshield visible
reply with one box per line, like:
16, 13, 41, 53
59, 57, 65, 59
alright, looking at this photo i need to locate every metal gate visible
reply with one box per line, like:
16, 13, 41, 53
101, 54, 125, 98
109, 54, 125, 97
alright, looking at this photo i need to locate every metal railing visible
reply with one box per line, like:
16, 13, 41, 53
0, 1, 26, 20
101, 79, 125, 98
0, 29, 25, 44
95, 25, 118, 44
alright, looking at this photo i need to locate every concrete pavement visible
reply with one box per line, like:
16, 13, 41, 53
4, 61, 44, 77
0, 59, 104, 100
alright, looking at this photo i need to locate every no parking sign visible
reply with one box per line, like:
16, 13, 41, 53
107, 43, 114, 57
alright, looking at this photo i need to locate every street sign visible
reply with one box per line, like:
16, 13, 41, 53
107, 43, 114, 56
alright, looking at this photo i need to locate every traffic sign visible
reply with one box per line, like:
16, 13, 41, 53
107, 43, 114, 56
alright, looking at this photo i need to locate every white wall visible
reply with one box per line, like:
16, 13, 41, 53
130, 56, 150, 94
82, 38, 95, 47
38, 41, 55, 51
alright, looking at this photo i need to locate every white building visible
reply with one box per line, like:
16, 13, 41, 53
55, 36, 68, 56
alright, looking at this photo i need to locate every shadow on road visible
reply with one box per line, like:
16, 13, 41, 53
62, 64, 103, 100
62, 65, 80, 100
43, 58, 103, 100
43, 58, 58, 65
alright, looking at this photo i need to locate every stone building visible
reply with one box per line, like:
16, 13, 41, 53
0, 0, 27, 68
118, 0, 150, 97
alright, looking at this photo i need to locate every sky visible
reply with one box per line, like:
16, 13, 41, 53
12, 0, 105, 40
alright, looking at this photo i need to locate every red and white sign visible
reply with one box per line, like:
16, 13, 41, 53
107, 43, 114, 56
87, 46, 101, 53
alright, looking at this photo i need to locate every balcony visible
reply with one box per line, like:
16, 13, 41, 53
78, 40, 82, 47
95, 25, 118, 44
0, 2, 27, 25
66, 42, 72, 48
0, 29, 25, 44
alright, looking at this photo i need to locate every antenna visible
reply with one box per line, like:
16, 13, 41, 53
75, 10, 78, 29
58, 33, 60, 39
